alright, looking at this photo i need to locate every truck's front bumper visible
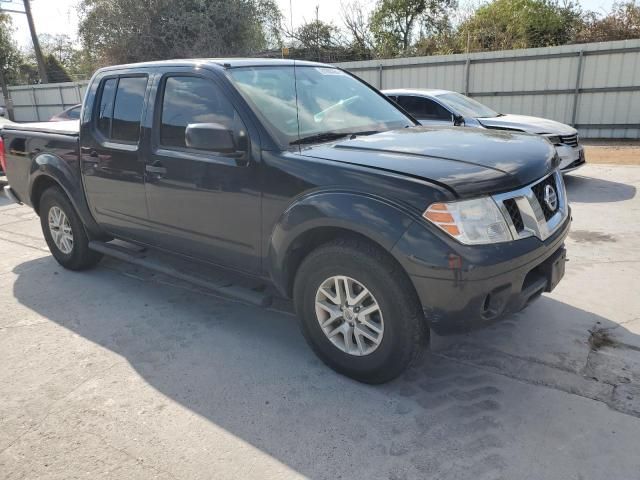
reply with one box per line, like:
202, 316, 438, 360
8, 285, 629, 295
392, 213, 571, 334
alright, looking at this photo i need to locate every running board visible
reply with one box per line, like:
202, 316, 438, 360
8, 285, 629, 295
88, 240, 272, 308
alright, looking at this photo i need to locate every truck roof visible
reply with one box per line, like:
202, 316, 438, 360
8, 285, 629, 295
97, 58, 332, 72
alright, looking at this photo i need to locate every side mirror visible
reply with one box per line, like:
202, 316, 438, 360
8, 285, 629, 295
452, 114, 465, 127
185, 123, 239, 154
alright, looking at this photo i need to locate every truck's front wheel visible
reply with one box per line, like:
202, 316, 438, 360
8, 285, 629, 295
293, 239, 428, 384
39, 187, 102, 270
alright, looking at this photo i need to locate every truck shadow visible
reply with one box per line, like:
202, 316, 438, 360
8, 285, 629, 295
564, 174, 636, 203
10, 256, 640, 479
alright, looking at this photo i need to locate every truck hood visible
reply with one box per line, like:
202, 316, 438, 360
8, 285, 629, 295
301, 126, 557, 197
477, 114, 576, 136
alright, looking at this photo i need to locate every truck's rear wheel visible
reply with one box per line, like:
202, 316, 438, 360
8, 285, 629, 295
293, 238, 428, 384
39, 187, 102, 270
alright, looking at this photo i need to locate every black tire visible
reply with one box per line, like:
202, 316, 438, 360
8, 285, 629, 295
39, 186, 102, 270
293, 238, 428, 384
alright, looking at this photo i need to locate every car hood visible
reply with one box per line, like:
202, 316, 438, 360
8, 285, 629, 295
300, 126, 557, 197
477, 114, 577, 136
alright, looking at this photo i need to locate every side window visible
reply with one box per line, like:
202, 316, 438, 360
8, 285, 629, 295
160, 76, 238, 150
431, 100, 452, 121
95, 76, 147, 142
67, 106, 81, 119
97, 78, 117, 136
398, 96, 451, 120
112, 77, 148, 142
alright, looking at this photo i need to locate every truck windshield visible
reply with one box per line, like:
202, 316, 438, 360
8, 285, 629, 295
227, 65, 414, 146
435, 92, 499, 118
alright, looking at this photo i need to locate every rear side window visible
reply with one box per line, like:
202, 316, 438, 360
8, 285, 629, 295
397, 96, 451, 120
160, 76, 237, 149
96, 76, 148, 143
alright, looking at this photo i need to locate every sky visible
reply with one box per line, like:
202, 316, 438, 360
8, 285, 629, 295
3, 0, 621, 50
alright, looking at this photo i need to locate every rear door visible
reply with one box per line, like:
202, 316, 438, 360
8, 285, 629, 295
395, 95, 453, 126
81, 72, 151, 238
142, 68, 261, 274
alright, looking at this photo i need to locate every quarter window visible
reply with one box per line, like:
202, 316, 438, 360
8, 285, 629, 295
160, 76, 238, 149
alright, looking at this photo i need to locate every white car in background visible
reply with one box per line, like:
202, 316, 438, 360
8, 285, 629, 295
383, 89, 586, 173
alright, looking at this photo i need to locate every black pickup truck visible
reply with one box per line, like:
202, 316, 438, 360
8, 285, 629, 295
1, 59, 570, 383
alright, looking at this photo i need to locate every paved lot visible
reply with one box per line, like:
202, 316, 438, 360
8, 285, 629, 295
0, 164, 639, 480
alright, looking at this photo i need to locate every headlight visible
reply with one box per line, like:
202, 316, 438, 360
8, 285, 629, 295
423, 197, 512, 245
545, 135, 561, 145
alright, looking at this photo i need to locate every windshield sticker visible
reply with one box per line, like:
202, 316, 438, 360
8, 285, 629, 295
315, 67, 347, 76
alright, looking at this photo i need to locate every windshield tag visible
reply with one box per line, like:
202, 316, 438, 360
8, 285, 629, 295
315, 67, 347, 76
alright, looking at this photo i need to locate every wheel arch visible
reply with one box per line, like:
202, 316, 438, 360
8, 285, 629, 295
267, 191, 419, 299
28, 153, 104, 238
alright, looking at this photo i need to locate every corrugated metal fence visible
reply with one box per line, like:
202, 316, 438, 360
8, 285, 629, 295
2, 39, 639, 138
336, 39, 640, 139
1, 81, 88, 123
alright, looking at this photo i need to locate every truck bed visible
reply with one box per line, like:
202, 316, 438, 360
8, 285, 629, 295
1, 120, 81, 208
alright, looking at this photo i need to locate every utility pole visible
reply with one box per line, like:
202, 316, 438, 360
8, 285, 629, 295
22, 0, 48, 83
0, 68, 15, 120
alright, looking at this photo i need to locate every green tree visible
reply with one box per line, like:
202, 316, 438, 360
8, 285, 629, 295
44, 55, 72, 83
459, 0, 584, 52
292, 20, 342, 50
78, 0, 282, 66
0, 14, 25, 85
0, 13, 26, 117
370, 0, 454, 57
37, 34, 95, 80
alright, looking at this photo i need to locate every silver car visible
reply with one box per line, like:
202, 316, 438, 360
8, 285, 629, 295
383, 89, 585, 173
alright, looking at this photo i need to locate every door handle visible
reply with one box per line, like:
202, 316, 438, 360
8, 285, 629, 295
145, 165, 167, 174
80, 147, 99, 158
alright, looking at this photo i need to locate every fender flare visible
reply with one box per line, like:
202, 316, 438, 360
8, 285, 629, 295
28, 153, 104, 237
267, 190, 418, 296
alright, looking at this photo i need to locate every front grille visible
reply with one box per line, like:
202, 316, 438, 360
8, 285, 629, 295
559, 134, 578, 147
503, 198, 524, 232
531, 175, 557, 221
493, 171, 567, 242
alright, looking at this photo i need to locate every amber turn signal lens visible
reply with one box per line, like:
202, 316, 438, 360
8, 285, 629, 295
424, 211, 454, 223
423, 203, 461, 238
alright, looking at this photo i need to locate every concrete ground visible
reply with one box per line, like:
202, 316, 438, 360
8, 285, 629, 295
0, 164, 639, 480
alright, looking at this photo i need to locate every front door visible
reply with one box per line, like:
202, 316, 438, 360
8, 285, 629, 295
395, 95, 453, 126
143, 72, 261, 274
81, 73, 150, 238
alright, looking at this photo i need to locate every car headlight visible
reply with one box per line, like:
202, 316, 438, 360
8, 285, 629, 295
423, 197, 512, 245
545, 135, 561, 146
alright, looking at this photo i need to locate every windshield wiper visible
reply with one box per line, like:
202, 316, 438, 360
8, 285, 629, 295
290, 132, 351, 146
348, 130, 381, 138
290, 129, 383, 146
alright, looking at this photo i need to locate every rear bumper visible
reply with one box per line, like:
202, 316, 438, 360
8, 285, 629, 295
3, 185, 22, 204
392, 213, 571, 334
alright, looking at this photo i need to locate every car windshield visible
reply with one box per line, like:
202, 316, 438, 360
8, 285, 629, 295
227, 65, 413, 146
436, 92, 499, 118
